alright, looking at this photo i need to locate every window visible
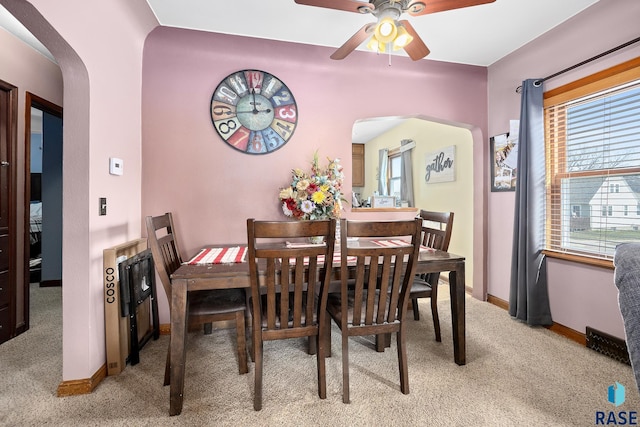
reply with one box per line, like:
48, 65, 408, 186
544, 58, 640, 262
388, 154, 402, 204
572, 205, 581, 217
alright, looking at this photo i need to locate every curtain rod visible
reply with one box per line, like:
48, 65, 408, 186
515, 36, 640, 93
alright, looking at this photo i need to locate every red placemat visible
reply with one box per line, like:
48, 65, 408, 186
185, 246, 247, 265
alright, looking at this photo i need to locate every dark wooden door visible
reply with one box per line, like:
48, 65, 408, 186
0, 80, 17, 344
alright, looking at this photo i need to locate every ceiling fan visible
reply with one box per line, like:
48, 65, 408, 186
294, 0, 496, 61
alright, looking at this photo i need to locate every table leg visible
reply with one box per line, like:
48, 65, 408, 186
170, 278, 188, 416
449, 263, 466, 366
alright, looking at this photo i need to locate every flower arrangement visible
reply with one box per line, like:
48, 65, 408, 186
279, 151, 345, 220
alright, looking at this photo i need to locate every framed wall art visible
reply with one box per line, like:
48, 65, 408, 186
424, 145, 456, 184
371, 195, 396, 208
490, 132, 518, 192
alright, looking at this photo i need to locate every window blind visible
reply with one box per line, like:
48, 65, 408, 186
545, 79, 640, 260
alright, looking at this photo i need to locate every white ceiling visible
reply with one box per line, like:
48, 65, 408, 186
146, 0, 599, 67
0, 0, 600, 143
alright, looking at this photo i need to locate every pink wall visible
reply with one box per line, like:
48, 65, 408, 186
142, 27, 489, 320
2, 0, 158, 381
487, 0, 640, 338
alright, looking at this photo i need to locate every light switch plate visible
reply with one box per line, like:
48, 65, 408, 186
109, 157, 123, 176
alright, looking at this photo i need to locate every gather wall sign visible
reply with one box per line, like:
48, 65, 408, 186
424, 145, 456, 183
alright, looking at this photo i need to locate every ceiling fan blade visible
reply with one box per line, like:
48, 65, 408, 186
330, 23, 375, 60
399, 20, 430, 61
294, 0, 374, 14
406, 0, 495, 16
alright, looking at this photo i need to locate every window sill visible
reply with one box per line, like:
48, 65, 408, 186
543, 250, 614, 270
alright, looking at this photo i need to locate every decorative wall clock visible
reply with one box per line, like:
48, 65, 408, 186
210, 69, 298, 154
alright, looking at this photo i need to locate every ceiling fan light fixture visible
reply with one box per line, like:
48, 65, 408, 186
366, 35, 386, 53
392, 25, 413, 50
374, 17, 397, 44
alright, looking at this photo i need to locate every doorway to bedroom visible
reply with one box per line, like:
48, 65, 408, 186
26, 93, 62, 321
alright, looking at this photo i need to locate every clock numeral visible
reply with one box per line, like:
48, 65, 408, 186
262, 128, 285, 151
271, 88, 294, 107
211, 101, 236, 119
262, 75, 283, 99
214, 84, 239, 105
244, 70, 264, 93
214, 117, 241, 136
271, 119, 295, 140
227, 72, 248, 97
275, 104, 297, 123
248, 131, 266, 154
226, 126, 250, 151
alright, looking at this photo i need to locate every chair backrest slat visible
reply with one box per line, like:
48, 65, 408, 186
265, 258, 278, 330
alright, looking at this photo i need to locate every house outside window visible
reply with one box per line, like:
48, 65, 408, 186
544, 60, 640, 263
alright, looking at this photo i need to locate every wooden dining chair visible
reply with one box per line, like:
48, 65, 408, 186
145, 212, 248, 386
246, 218, 336, 411
409, 210, 454, 342
326, 218, 421, 403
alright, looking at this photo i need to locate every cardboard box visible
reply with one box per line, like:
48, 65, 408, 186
103, 238, 147, 376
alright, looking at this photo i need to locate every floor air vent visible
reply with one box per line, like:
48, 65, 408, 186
586, 327, 630, 366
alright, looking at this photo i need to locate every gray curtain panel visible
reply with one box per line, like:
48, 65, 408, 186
378, 148, 388, 196
509, 79, 553, 326
400, 139, 415, 207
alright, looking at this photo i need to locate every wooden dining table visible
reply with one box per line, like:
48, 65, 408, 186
168, 242, 466, 416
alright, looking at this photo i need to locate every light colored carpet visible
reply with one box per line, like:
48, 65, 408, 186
0, 283, 638, 426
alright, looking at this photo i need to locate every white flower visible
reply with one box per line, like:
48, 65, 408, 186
300, 200, 315, 214
281, 202, 293, 217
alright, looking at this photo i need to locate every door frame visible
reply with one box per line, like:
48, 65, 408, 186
0, 79, 18, 341
21, 92, 63, 333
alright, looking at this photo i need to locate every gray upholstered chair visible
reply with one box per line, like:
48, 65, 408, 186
614, 242, 640, 396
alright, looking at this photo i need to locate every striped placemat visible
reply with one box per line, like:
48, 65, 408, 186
372, 239, 435, 252
185, 246, 247, 265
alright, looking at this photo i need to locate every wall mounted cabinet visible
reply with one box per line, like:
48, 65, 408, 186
352, 144, 365, 187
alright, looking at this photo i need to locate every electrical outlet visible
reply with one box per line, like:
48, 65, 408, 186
99, 198, 107, 216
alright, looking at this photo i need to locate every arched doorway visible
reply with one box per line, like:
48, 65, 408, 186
1, 0, 91, 387
352, 115, 480, 295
